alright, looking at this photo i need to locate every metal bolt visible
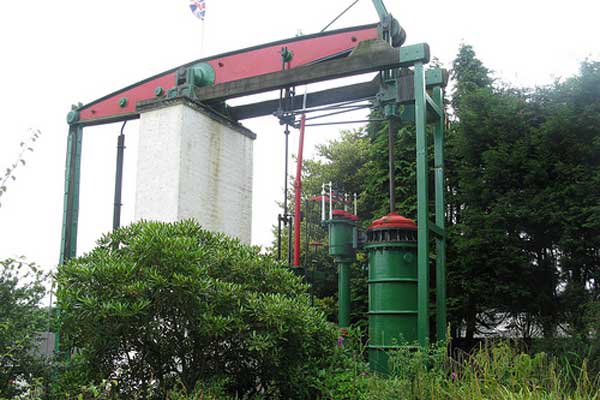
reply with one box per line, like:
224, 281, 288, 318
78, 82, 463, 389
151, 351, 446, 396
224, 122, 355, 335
154, 87, 164, 97
118, 97, 128, 108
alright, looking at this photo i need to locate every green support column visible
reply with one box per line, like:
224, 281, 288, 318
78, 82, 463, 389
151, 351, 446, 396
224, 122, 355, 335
433, 86, 447, 342
338, 262, 351, 328
59, 125, 83, 264
413, 62, 429, 346
56, 124, 83, 356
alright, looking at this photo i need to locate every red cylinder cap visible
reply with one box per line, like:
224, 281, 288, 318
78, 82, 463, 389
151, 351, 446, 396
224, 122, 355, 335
332, 209, 358, 221
368, 212, 416, 230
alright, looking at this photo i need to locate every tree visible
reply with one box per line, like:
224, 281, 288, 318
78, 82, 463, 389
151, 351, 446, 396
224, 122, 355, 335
56, 220, 337, 399
0, 258, 50, 398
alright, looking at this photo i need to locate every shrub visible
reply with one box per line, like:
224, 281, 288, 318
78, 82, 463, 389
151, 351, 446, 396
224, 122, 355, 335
56, 220, 337, 399
0, 258, 50, 399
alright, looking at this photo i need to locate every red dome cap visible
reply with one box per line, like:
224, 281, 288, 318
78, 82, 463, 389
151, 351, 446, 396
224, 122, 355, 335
332, 209, 358, 221
368, 212, 416, 230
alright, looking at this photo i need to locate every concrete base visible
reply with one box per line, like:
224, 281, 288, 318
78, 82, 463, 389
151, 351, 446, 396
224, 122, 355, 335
135, 98, 255, 243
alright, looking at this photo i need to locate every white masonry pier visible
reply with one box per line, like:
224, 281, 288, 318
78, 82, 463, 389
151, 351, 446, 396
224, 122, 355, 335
135, 97, 255, 243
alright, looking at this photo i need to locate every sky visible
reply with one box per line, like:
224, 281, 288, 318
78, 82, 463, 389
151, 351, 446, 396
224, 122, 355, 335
0, 0, 599, 276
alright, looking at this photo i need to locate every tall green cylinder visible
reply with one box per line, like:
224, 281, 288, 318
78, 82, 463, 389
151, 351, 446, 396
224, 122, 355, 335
327, 210, 357, 329
365, 212, 417, 374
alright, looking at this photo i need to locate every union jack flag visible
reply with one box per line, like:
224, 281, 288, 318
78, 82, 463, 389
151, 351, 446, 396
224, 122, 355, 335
189, 0, 206, 20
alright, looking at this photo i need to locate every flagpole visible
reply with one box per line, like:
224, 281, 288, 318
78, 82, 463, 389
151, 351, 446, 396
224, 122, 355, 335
200, 18, 205, 56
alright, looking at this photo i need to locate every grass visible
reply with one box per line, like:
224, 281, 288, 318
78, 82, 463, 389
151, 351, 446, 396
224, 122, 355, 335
359, 341, 600, 400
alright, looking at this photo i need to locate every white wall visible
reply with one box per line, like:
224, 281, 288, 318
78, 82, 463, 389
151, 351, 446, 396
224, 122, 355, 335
135, 100, 254, 243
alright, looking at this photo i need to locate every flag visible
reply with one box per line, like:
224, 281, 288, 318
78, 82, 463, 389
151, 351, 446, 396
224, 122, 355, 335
189, 0, 206, 20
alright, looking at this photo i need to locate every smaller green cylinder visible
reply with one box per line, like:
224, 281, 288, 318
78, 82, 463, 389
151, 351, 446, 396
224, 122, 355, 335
326, 210, 357, 330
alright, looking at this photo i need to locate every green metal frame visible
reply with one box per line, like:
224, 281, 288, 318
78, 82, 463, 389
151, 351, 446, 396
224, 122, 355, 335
59, 125, 83, 264
377, 59, 447, 346
413, 64, 446, 345
56, 124, 83, 356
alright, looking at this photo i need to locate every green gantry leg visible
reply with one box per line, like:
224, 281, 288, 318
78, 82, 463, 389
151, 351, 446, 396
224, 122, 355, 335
432, 86, 446, 342
413, 62, 429, 346
56, 124, 83, 355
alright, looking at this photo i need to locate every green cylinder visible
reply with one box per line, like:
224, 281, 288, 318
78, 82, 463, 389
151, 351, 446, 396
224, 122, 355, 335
328, 213, 356, 260
365, 212, 417, 374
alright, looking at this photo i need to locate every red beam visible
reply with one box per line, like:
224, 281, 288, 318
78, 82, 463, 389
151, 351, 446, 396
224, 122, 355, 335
77, 24, 379, 125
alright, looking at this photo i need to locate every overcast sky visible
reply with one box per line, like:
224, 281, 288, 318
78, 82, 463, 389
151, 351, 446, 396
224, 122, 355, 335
1, 0, 598, 274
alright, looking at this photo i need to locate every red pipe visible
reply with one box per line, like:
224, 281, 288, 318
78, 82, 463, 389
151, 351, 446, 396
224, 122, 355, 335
293, 114, 307, 268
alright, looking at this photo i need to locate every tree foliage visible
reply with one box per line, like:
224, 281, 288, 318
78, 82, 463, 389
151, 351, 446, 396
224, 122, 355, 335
295, 44, 600, 342
56, 220, 337, 399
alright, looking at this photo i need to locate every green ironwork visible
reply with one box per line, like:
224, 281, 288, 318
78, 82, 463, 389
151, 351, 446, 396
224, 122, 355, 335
371, 0, 389, 21
326, 213, 357, 330
118, 97, 128, 108
66, 110, 79, 124
280, 47, 293, 63
433, 86, 446, 342
413, 61, 430, 347
338, 262, 351, 327
57, 124, 83, 356
365, 222, 418, 374
168, 62, 215, 98
59, 125, 83, 264
400, 44, 430, 65
371, 41, 447, 352
189, 62, 216, 87
154, 86, 164, 97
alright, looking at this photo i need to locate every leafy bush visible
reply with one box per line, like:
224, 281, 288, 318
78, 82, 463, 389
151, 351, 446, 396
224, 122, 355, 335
0, 258, 51, 399
56, 220, 337, 399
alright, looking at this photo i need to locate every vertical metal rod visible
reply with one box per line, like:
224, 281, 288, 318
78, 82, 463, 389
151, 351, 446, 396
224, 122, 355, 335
414, 62, 430, 346
112, 122, 126, 231
433, 86, 447, 342
287, 217, 293, 268
388, 118, 397, 213
277, 214, 282, 260
329, 182, 333, 219
283, 125, 290, 220
321, 184, 326, 222
354, 193, 357, 215
293, 114, 307, 267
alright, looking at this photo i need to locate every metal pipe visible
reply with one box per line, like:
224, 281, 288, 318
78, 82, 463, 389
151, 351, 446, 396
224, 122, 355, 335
321, 183, 326, 222
304, 106, 368, 121
293, 113, 307, 267
320, 0, 361, 32
277, 214, 282, 260
283, 125, 290, 221
329, 182, 333, 219
305, 119, 384, 127
388, 118, 397, 212
354, 193, 357, 215
338, 262, 352, 327
112, 121, 126, 231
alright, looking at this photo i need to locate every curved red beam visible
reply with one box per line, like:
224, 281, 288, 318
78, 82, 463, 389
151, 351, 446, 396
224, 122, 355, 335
76, 24, 379, 125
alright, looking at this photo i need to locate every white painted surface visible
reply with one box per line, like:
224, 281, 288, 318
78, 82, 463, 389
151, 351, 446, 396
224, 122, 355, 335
135, 102, 253, 243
